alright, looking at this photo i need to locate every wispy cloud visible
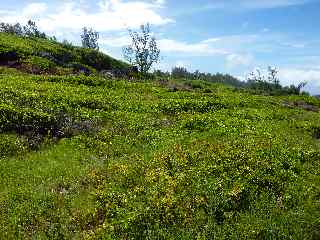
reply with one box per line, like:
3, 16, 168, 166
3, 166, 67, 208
158, 39, 229, 56
99, 34, 130, 47
279, 68, 320, 88
100, 31, 310, 72
198, 0, 314, 11
226, 54, 254, 69
236, 0, 313, 9
174, 0, 315, 16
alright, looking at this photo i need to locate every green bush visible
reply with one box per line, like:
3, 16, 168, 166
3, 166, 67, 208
0, 134, 27, 157
23, 56, 56, 72
75, 48, 129, 71
0, 39, 320, 239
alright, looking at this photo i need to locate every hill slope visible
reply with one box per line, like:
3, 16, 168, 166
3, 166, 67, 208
0, 33, 129, 75
0, 36, 320, 239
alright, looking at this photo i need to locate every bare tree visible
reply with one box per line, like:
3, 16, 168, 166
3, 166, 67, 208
123, 23, 160, 75
267, 66, 280, 86
247, 66, 280, 85
81, 27, 99, 50
247, 68, 264, 83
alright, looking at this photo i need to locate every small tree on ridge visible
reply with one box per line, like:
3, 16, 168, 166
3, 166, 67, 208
81, 27, 99, 50
123, 23, 160, 75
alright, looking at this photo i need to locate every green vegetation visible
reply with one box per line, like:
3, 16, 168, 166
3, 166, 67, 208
123, 23, 160, 75
0, 32, 129, 75
166, 66, 309, 96
0, 31, 320, 239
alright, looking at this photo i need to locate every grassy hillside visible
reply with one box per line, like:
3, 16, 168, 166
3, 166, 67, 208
0, 33, 129, 75
0, 35, 320, 239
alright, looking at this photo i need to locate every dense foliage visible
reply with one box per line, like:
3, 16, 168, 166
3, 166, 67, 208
0, 32, 129, 75
0, 23, 319, 239
167, 67, 245, 87
164, 66, 309, 96
246, 67, 308, 96
0, 65, 319, 239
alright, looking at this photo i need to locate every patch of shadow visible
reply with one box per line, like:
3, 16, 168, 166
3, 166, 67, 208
283, 100, 319, 112
3, 111, 100, 150
0, 51, 20, 67
167, 82, 194, 92
312, 126, 320, 139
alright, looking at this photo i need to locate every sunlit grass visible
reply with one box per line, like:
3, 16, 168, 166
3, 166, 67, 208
0, 67, 319, 239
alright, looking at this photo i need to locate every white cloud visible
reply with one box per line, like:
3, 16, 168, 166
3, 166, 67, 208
226, 53, 254, 69
100, 36, 230, 56
22, 3, 47, 17
99, 35, 130, 47
202, 34, 260, 49
0, 0, 173, 33
279, 68, 320, 86
153, 0, 166, 5
279, 68, 320, 94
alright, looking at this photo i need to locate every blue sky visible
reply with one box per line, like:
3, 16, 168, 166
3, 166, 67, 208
1, 0, 320, 94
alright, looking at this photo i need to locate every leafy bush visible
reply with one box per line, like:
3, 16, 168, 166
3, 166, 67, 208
75, 48, 129, 71
0, 134, 27, 157
23, 56, 56, 72
60, 39, 75, 50
123, 23, 160, 75
247, 67, 308, 96
170, 67, 245, 87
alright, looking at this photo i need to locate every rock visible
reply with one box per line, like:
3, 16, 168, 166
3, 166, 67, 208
100, 70, 114, 79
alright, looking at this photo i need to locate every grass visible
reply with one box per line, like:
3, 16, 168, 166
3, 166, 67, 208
0, 33, 129, 74
0, 34, 320, 239
0, 70, 319, 239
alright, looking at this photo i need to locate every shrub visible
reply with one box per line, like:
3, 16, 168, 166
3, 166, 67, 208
23, 56, 56, 72
123, 23, 160, 75
76, 48, 129, 71
61, 39, 75, 50
0, 134, 28, 157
